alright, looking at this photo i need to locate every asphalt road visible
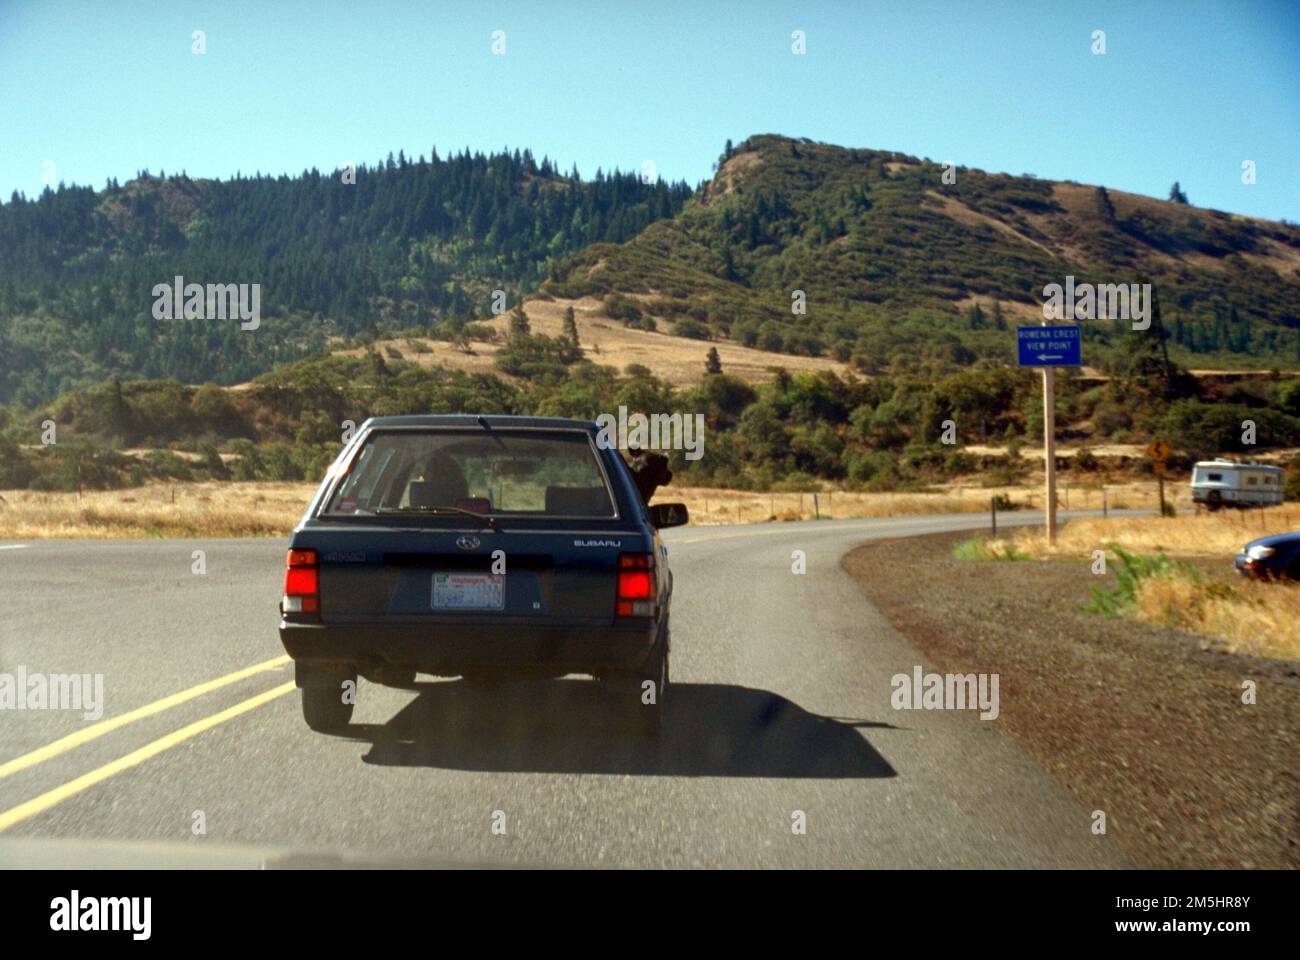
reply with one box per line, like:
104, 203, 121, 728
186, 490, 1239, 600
0, 511, 1134, 868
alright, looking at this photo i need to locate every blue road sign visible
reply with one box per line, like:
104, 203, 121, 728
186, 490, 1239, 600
1017, 325, 1081, 367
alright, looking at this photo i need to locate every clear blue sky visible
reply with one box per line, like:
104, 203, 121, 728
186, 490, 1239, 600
2, 0, 1297, 220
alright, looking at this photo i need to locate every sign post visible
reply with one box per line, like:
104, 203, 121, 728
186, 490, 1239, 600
1018, 324, 1082, 547
1146, 440, 1171, 516
1043, 364, 1056, 544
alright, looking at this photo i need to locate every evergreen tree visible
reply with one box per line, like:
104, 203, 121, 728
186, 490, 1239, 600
1168, 181, 1189, 204
705, 346, 723, 375
1095, 186, 1116, 222
562, 305, 579, 344
509, 303, 531, 339
100, 377, 132, 440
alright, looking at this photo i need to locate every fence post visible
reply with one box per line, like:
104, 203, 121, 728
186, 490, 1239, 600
991, 496, 998, 536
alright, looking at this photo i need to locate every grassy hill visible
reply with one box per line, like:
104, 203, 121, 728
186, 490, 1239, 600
5, 134, 1300, 497
6, 133, 1298, 413
545, 134, 1300, 373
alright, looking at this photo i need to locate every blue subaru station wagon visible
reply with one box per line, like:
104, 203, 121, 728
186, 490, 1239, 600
278, 415, 688, 734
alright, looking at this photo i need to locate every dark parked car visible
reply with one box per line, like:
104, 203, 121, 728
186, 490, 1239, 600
1234, 532, 1300, 580
278, 415, 688, 733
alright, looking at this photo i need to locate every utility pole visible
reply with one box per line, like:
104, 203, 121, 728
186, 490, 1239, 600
1042, 326, 1058, 546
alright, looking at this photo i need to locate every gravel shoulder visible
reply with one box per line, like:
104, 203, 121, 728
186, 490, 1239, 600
842, 530, 1300, 869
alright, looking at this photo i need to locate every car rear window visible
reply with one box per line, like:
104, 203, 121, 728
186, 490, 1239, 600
322, 428, 616, 518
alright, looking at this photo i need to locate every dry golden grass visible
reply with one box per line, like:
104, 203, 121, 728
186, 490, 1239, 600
0, 482, 1001, 538
946, 475, 1215, 514
4, 475, 1284, 541
335, 296, 853, 388
998, 504, 1300, 661
669, 487, 989, 524
0, 482, 315, 539
1012, 503, 1298, 559
950, 536, 1030, 562
1132, 569, 1300, 661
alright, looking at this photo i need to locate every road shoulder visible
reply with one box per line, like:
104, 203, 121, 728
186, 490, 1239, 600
842, 530, 1300, 869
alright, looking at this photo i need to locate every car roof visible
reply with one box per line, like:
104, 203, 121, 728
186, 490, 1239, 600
1194, 460, 1283, 471
1247, 532, 1300, 548
360, 414, 598, 431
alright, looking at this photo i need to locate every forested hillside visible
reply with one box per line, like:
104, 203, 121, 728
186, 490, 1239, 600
0, 148, 693, 405
5, 133, 1300, 497
6, 133, 1299, 413
548, 135, 1300, 373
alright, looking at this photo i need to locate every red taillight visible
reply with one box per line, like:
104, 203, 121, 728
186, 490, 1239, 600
618, 570, 653, 599
284, 567, 318, 595
616, 553, 654, 617
283, 549, 319, 614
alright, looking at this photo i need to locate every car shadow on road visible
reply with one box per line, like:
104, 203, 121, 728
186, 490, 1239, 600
341, 679, 898, 778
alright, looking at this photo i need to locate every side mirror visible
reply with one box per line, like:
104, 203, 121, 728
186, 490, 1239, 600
649, 502, 689, 529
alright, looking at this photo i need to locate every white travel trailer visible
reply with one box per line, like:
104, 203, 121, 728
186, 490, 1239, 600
1190, 459, 1285, 509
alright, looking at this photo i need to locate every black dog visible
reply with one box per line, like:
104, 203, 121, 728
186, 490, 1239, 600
625, 448, 672, 505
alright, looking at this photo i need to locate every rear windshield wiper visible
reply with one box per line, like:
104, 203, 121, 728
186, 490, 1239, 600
477, 415, 508, 451
373, 506, 498, 531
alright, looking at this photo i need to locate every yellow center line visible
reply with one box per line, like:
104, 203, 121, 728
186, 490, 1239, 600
0, 681, 296, 834
0, 655, 290, 781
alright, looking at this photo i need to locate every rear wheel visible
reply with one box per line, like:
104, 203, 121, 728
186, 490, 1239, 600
611, 635, 668, 735
301, 669, 356, 731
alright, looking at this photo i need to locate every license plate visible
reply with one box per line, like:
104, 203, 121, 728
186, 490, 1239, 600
432, 572, 504, 610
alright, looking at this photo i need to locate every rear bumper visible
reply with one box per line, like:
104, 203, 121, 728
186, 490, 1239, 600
279, 616, 660, 677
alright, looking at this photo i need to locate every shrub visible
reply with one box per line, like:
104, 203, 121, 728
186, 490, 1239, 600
604, 292, 643, 324
673, 318, 710, 340
1084, 545, 1199, 618
952, 536, 1029, 562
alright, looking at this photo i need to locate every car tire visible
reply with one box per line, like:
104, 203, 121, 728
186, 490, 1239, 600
301, 671, 356, 731
611, 634, 668, 735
